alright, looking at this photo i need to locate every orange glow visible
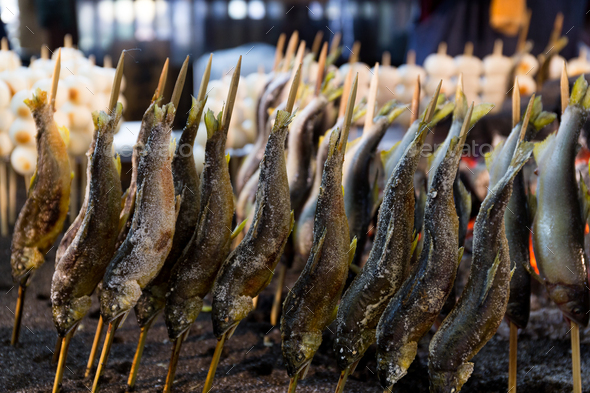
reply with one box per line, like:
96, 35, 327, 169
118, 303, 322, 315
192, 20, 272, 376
529, 233, 539, 275
467, 218, 475, 231
586, 223, 589, 234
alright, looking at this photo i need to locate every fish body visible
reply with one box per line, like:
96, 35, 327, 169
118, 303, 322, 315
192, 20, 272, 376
428, 140, 534, 393
334, 115, 428, 371
236, 73, 290, 194
134, 97, 205, 328
532, 76, 590, 327
165, 108, 236, 339
11, 89, 71, 283
99, 103, 177, 323
287, 95, 328, 212
375, 104, 471, 388
211, 108, 294, 337
51, 104, 123, 336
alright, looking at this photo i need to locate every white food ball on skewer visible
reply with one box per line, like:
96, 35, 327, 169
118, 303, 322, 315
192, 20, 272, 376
0, 79, 11, 108
424, 42, 456, 78
515, 53, 539, 76
549, 55, 566, 80
60, 101, 93, 130
0, 131, 13, 156
33, 79, 68, 109
10, 145, 37, 175
193, 144, 205, 173
9, 117, 36, 145
567, 47, 590, 76
516, 75, 537, 95
68, 128, 93, 156
483, 39, 512, 76
0, 70, 29, 95
63, 75, 95, 106
455, 42, 483, 77
0, 109, 14, 133
10, 90, 33, 118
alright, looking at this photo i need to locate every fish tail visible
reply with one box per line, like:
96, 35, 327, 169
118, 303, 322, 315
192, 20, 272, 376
570, 75, 588, 107
24, 88, 48, 112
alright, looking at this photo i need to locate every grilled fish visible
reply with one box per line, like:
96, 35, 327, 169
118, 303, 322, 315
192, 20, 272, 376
428, 130, 534, 393
11, 89, 71, 283
99, 103, 178, 323
531, 75, 590, 327
51, 104, 123, 336
375, 101, 473, 388
280, 77, 358, 379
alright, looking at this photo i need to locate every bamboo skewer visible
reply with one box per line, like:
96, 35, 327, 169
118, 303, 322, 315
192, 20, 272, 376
330, 32, 342, 55
311, 31, 324, 59
517, 9, 532, 53
282, 31, 299, 73
410, 75, 421, 124
561, 62, 569, 114
152, 58, 169, 102
52, 335, 62, 364
288, 372, 299, 393
339, 67, 354, 118
202, 331, 228, 393
273, 33, 287, 72
382, 51, 391, 67
91, 313, 125, 393
69, 158, 78, 224
163, 328, 190, 393
0, 158, 7, 236
270, 263, 287, 326
85, 316, 105, 378
334, 359, 359, 393
571, 321, 582, 393
126, 317, 157, 390
64, 34, 73, 48
52, 323, 78, 393
314, 42, 328, 97
171, 55, 190, 110
364, 63, 380, 131
349, 41, 361, 64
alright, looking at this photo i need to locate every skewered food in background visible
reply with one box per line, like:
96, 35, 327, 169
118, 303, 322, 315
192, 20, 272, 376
455, 42, 483, 99
375, 87, 472, 388
424, 43, 457, 97
161, 57, 241, 393
10, 50, 71, 346
481, 40, 512, 108
334, 86, 442, 393
50, 53, 124, 393
280, 76, 358, 392
428, 99, 535, 393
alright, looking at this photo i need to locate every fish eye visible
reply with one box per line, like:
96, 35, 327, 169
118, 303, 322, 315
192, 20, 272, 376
111, 305, 118, 311
17, 263, 24, 270
296, 353, 303, 361
572, 307, 582, 315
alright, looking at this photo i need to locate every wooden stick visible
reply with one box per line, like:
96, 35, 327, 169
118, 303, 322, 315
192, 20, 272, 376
438, 42, 447, 55
288, 373, 299, 393
64, 34, 72, 48
339, 67, 354, 118
407, 50, 416, 66
170, 55, 189, 110
334, 359, 359, 393
0, 159, 7, 236
221, 56, 242, 130
493, 39, 503, 56
330, 32, 341, 55
273, 33, 287, 72
52, 335, 62, 364
91, 314, 125, 393
517, 9, 532, 53
508, 322, 518, 393
1, 37, 8, 51
152, 58, 169, 103
311, 31, 324, 59
108, 52, 125, 113
49, 49, 61, 111
292, 41, 306, 79
410, 75, 421, 124
512, 77, 521, 128
571, 321, 582, 393
196, 54, 213, 103
11, 284, 26, 346
314, 42, 328, 97
127, 317, 156, 390
201, 332, 227, 393
41, 45, 49, 60
364, 63, 380, 132
349, 41, 361, 64
550, 12, 564, 46
270, 264, 287, 326
163, 328, 190, 393
52, 324, 78, 393
286, 64, 302, 114
382, 51, 391, 67
464, 42, 474, 57
252, 295, 259, 310
282, 31, 299, 73
85, 316, 104, 378
561, 61, 569, 115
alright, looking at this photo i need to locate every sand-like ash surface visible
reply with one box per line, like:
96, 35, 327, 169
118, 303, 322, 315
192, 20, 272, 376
1, 183, 589, 393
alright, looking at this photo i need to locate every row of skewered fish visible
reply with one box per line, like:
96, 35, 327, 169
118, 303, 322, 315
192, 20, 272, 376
7, 36, 590, 393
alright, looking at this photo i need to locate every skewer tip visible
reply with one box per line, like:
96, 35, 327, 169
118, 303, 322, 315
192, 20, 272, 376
221, 56, 242, 129
170, 55, 190, 110
108, 51, 125, 113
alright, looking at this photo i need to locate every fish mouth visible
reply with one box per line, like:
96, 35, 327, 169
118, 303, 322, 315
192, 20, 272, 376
220, 321, 240, 339
295, 358, 312, 380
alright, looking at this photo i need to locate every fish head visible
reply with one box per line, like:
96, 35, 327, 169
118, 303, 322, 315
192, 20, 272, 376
164, 294, 204, 340
376, 341, 417, 387
549, 283, 590, 327
212, 294, 253, 338
134, 285, 166, 328
99, 280, 141, 323
52, 296, 92, 337
428, 363, 474, 393
281, 330, 322, 378
11, 246, 44, 282
334, 329, 374, 371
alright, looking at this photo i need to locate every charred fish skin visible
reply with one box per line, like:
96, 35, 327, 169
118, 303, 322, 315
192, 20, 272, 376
334, 112, 429, 371
211, 107, 294, 338
280, 79, 357, 379
11, 89, 72, 283
134, 96, 206, 328
165, 108, 236, 340
51, 104, 123, 337
287, 95, 329, 212
375, 104, 473, 388
236, 73, 290, 194
100, 103, 178, 323
532, 76, 590, 327
428, 142, 534, 393
343, 103, 406, 266
115, 100, 160, 250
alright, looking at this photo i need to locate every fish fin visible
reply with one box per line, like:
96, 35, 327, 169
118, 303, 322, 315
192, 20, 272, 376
231, 219, 247, 240
114, 153, 121, 176
484, 140, 504, 170
429, 101, 455, 127
58, 125, 70, 146
309, 227, 328, 275
251, 189, 266, 239
532, 132, 556, 164
457, 246, 465, 265
371, 170, 380, 214
468, 103, 495, 129
289, 210, 295, 233
330, 304, 339, 323
521, 257, 544, 284
480, 251, 501, 305
29, 168, 38, 193
380, 141, 400, 171
578, 172, 590, 224
226, 153, 231, 165
348, 237, 358, 266
410, 231, 420, 256
510, 266, 516, 280
174, 194, 182, 218
531, 111, 557, 133
349, 263, 361, 275
169, 137, 177, 159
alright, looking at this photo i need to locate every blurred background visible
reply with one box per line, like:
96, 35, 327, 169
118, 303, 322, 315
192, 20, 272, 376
2, 0, 589, 125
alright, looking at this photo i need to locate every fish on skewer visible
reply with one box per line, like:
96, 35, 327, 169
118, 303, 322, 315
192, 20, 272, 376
50, 53, 125, 393
125, 55, 200, 390
201, 65, 301, 393
161, 57, 242, 393
83, 59, 170, 378
91, 74, 181, 393
428, 98, 536, 393
280, 76, 359, 392
530, 75, 590, 325
10, 49, 71, 346
333, 87, 450, 393
375, 92, 473, 388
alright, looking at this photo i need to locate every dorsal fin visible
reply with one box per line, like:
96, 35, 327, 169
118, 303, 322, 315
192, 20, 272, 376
484, 140, 505, 170
380, 141, 400, 170
309, 227, 328, 274
480, 251, 501, 305
532, 132, 556, 163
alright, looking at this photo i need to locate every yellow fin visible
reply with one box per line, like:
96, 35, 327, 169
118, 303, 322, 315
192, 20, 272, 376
410, 232, 420, 256
380, 141, 400, 170
58, 125, 70, 146
348, 237, 358, 266
457, 246, 464, 265
226, 153, 231, 165
484, 140, 504, 170
480, 251, 501, 305
114, 153, 121, 176
309, 227, 328, 274
231, 219, 247, 239
532, 132, 556, 163
469, 103, 495, 129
